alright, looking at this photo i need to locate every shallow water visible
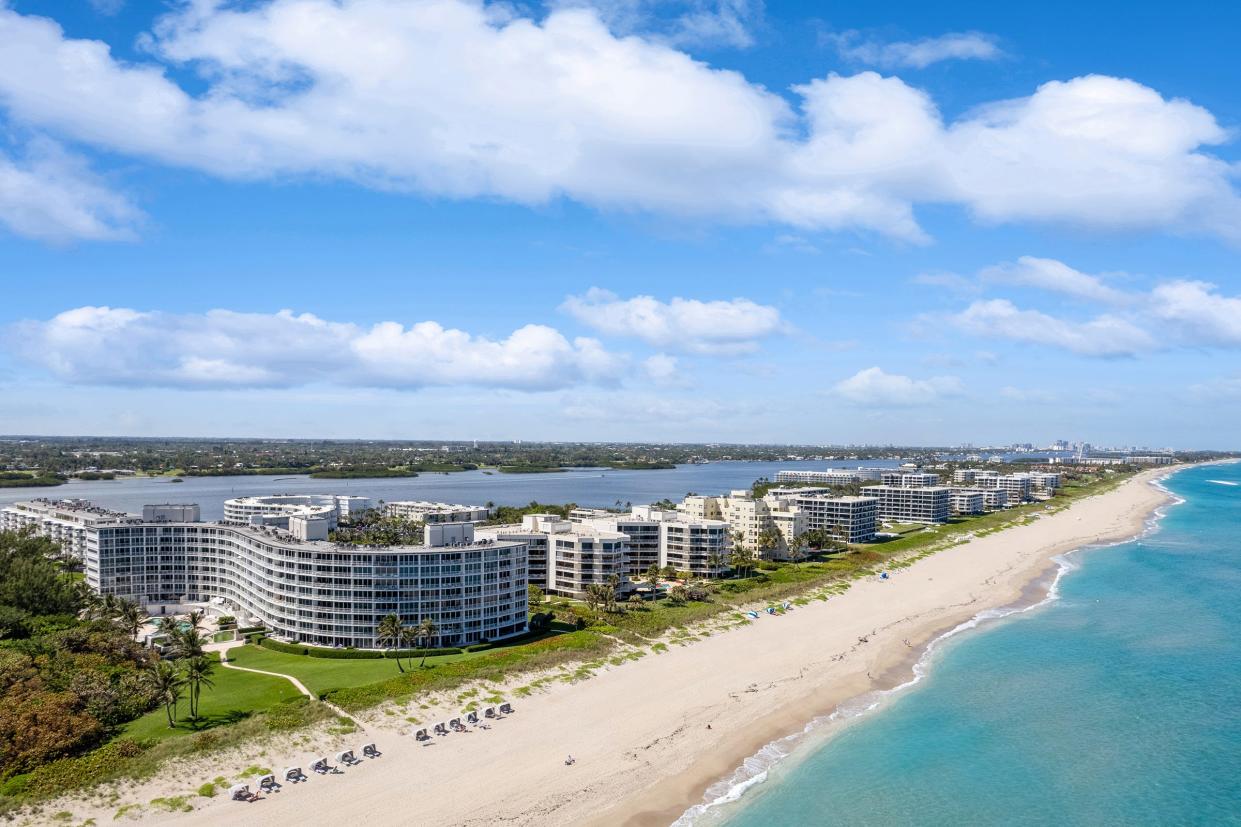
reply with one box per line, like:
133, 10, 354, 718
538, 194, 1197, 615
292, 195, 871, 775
701, 463, 1241, 826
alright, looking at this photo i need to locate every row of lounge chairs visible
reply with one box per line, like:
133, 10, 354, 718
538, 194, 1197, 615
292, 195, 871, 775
416, 703, 514, 742
233, 744, 381, 803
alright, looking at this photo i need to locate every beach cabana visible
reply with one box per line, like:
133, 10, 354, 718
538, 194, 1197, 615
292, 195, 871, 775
465, 711, 479, 724
362, 743, 381, 757
484, 707, 497, 718
434, 722, 448, 735
415, 728, 430, 741
499, 702, 513, 714
257, 773, 279, 792
335, 750, 358, 766
284, 766, 305, 783
311, 757, 330, 774
229, 783, 253, 801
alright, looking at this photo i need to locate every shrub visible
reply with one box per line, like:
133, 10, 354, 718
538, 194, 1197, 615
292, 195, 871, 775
21, 740, 150, 798
259, 638, 308, 656
197, 782, 216, 798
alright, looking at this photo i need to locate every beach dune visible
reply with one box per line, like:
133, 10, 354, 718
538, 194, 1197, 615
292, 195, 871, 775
152, 468, 1171, 827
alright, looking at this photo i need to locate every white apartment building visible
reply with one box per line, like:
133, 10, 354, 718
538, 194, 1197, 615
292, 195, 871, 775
773, 469, 861, 485
385, 501, 491, 524
872, 486, 951, 524
783, 494, 879, 543
951, 487, 1009, 511
953, 469, 977, 484
880, 472, 941, 488
855, 467, 887, 481
949, 490, 986, 515
659, 519, 730, 576
0, 498, 135, 560
5, 499, 527, 649
477, 514, 629, 598
1029, 472, 1062, 491
222, 494, 374, 529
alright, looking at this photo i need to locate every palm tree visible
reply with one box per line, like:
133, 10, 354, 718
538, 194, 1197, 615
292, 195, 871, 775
705, 549, 725, 579
729, 546, 755, 579
414, 617, 438, 668
116, 598, 148, 640
788, 537, 808, 570
185, 609, 207, 631
375, 613, 405, 672
144, 660, 186, 728
184, 655, 216, 720
170, 627, 206, 660
645, 563, 662, 592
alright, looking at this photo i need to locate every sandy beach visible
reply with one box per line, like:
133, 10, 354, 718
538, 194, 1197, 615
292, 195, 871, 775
49, 467, 1174, 827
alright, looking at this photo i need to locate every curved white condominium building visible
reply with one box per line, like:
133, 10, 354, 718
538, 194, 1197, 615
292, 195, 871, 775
4, 498, 528, 649
223, 493, 375, 527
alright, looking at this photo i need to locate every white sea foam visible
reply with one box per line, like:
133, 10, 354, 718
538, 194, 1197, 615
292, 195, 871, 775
1207, 479, 1238, 486
674, 469, 1188, 827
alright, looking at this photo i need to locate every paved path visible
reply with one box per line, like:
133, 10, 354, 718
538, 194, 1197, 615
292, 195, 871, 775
215, 642, 364, 729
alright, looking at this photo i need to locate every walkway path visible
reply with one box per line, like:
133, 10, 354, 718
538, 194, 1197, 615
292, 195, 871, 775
212, 640, 364, 729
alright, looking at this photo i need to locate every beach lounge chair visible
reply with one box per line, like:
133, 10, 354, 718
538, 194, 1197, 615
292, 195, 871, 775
283, 767, 306, 783
765, 607, 776, 614
484, 707, 497, 718
781, 601, 791, 610
465, 712, 479, 724
745, 610, 759, 619
362, 743, 381, 758
434, 722, 448, 735
335, 750, 359, 766
229, 783, 255, 802
499, 702, 513, 714
257, 774, 279, 792
311, 757, 330, 775
415, 728, 430, 742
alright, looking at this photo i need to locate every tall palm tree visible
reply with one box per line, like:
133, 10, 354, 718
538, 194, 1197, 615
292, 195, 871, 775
116, 598, 148, 640
375, 613, 405, 672
184, 655, 216, 720
185, 609, 207, 631
170, 627, 206, 660
415, 617, 438, 668
144, 660, 186, 728
705, 550, 724, 579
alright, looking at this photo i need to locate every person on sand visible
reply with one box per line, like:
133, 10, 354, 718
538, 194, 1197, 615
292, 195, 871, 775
706, 723, 712, 730
565, 755, 575, 766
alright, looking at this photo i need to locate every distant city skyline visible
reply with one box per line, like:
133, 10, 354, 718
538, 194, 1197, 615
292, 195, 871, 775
2, 0, 1239, 447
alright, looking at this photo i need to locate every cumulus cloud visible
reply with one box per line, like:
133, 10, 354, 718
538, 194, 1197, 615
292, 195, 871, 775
561, 288, 786, 354
0, 141, 140, 242
0, 3, 1236, 242
981, 256, 1128, 304
826, 30, 1003, 69
831, 367, 963, 407
949, 299, 1155, 357
548, 0, 763, 48
10, 306, 624, 390
1149, 280, 1241, 346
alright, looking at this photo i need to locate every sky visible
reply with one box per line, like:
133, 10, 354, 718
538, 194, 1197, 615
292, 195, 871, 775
0, 0, 1239, 448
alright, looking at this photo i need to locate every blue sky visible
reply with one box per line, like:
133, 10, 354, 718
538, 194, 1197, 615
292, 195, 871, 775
1, 0, 1239, 447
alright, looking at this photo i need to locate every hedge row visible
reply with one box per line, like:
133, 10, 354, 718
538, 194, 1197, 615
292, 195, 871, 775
257, 636, 463, 659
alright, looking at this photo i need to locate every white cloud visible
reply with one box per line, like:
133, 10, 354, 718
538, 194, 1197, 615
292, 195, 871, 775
831, 367, 963, 407
981, 256, 1128, 304
561, 288, 786, 354
0, 4, 1236, 242
548, 0, 763, 49
642, 353, 683, 385
11, 306, 625, 391
0, 141, 140, 242
1149, 280, 1241, 346
1189, 375, 1241, 400
827, 30, 1003, 69
912, 271, 978, 294
949, 299, 1155, 357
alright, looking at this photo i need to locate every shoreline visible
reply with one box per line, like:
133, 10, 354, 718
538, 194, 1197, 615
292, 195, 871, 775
48, 466, 1178, 827
613, 466, 1182, 827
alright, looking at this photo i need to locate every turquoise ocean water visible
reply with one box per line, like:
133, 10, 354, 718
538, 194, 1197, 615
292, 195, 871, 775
687, 463, 1241, 826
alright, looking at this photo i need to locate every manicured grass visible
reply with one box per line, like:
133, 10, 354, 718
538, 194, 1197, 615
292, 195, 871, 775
121, 654, 303, 743
225, 643, 480, 697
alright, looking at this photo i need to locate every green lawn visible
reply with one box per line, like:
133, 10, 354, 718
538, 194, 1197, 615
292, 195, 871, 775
121, 654, 303, 742
224, 644, 478, 697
